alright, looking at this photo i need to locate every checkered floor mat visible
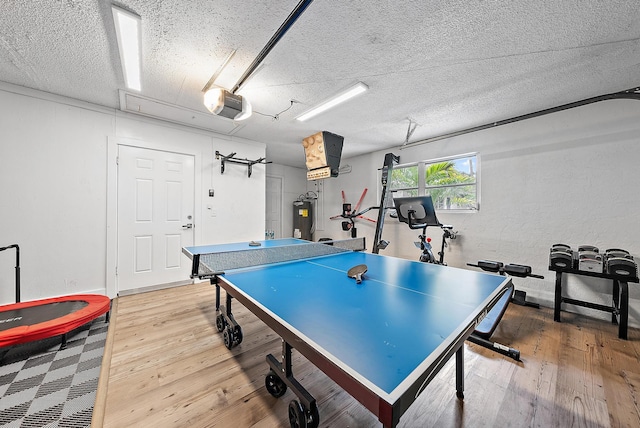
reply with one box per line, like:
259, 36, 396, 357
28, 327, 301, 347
0, 315, 109, 427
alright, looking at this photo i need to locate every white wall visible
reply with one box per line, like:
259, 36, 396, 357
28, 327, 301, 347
0, 84, 265, 303
266, 163, 307, 239
317, 99, 640, 326
0, 88, 112, 303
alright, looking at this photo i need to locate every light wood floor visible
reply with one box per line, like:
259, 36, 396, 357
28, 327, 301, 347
94, 281, 640, 427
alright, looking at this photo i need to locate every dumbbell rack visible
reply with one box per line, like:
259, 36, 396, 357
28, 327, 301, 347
549, 245, 639, 339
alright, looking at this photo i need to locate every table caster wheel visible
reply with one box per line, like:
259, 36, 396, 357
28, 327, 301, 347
215, 314, 226, 332
233, 325, 243, 345
305, 404, 320, 428
265, 371, 287, 397
223, 327, 235, 349
287, 400, 319, 428
288, 400, 306, 428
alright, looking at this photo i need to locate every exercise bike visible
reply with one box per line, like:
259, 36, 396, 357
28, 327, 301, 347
393, 195, 457, 265
415, 225, 457, 265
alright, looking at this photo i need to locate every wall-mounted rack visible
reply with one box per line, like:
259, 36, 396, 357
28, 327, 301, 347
215, 151, 271, 178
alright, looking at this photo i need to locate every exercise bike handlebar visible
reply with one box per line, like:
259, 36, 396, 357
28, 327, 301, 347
407, 211, 455, 232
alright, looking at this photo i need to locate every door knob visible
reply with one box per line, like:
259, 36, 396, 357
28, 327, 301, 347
182, 223, 193, 229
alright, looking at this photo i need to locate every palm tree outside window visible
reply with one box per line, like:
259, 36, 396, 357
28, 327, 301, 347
387, 153, 479, 211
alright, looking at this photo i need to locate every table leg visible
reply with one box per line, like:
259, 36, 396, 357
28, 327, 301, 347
283, 340, 293, 376
612, 279, 620, 324
192, 254, 201, 279
456, 346, 464, 399
213, 287, 243, 349
554, 271, 563, 322
210, 276, 221, 311
619, 281, 629, 340
226, 291, 232, 317
266, 341, 319, 427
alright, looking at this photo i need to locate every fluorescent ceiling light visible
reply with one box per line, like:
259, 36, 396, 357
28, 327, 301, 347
112, 6, 142, 91
296, 82, 368, 122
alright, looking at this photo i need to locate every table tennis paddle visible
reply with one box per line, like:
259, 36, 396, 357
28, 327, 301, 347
347, 264, 368, 284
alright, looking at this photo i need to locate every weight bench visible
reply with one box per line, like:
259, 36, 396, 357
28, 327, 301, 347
466, 260, 543, 361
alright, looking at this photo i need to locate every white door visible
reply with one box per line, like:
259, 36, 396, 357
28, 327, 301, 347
117, 145, 195, 293
266, 175, 283, 238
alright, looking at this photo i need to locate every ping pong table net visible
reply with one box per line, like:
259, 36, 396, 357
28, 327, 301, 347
195, 237, 366, 278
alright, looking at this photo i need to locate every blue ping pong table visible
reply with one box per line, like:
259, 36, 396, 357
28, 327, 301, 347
183, 238, 511, 428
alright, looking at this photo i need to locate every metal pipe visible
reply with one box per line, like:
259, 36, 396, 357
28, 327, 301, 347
231, 0, 315, 94
401, 87, 640, 149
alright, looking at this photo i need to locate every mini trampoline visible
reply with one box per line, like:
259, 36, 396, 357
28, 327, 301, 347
0, 294, 111, 348
0, 244, 111, 361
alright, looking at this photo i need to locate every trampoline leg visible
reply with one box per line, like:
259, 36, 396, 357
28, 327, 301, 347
60, 334, 68, 350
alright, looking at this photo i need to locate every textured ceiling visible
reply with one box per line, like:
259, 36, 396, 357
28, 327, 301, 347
1, 1, 639, 167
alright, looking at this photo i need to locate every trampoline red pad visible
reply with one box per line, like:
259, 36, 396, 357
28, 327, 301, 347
0, 294, 110, 347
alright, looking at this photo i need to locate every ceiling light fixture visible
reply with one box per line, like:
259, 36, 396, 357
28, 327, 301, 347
112, 6, 142, 91
296, 82, 368, 122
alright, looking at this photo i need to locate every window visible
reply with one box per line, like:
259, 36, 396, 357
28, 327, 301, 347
388, 153, 478, 211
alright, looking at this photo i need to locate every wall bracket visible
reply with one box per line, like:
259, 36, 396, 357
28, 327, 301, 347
215, 151, 271, 177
